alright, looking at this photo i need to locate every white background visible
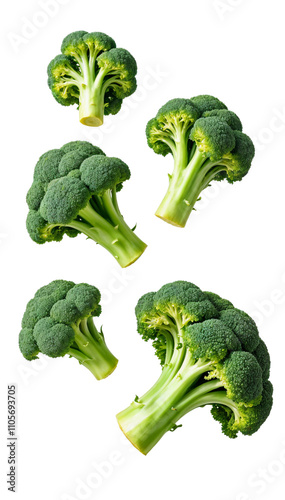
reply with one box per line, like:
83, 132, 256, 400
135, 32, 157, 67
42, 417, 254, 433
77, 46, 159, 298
1, 0, 285, 499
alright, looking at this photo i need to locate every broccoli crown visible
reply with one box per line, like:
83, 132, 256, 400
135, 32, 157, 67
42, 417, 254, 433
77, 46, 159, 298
19, 279, 118, 380
185, 319, 242, 363
134, 281, 272, 438
146, 94, 254, 180
147, 94, 255, 228
48, 31, 137, 124
26, 141, 130, 243
19, 280, 101, 359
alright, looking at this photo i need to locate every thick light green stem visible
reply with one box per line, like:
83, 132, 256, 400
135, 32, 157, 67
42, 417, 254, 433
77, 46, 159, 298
117, 358, 212, 454
68, 318, 118, 380
156, 147, 226, 227
78, 68, 107, 126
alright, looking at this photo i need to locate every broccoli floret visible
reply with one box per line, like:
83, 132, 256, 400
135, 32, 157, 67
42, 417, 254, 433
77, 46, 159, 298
19, 280, 118, 380
146, 94, 255, 227
116, 281, 273, 455
48, 31, 137, 126
26, 141, 147, 268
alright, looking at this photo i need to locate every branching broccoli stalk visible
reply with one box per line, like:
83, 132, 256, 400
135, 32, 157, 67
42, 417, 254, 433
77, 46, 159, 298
116, 281, 273, 455
19, 280, 118, 380
26, 141, 147, 268
146, 95, 255, 227
48, 31, 137, 126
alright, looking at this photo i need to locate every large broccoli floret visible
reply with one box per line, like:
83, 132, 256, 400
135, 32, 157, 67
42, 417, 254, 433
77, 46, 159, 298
146, 95, 255, 227
48, 31, 137, 126
26, 141, 147, 268
19, 280, 118, 380
116, 281, 273, 455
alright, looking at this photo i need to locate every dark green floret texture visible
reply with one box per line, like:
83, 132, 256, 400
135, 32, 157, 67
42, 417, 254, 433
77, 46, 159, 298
26, 140, 147, 268
19, 280, 118, 380
146, 94, 255, 227
116, 281, 273, 455
47, 30, 137, 126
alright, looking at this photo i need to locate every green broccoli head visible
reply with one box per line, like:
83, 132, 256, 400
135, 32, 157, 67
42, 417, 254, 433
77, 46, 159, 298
147, 94, 255, 228
19, 280, 118, 380
117, 281, 273, 454
48, 31, 137, 126
26, 141, 103, 239
26, 141, 147, 268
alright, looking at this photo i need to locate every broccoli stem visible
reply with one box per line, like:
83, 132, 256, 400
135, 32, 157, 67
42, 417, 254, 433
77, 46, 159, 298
68, 200, 146, 268
78, 84, 105, 127
117, 350, 214, 455
78, 68, 107, 127
155, 147, 226, 227
68, 317, 118, 380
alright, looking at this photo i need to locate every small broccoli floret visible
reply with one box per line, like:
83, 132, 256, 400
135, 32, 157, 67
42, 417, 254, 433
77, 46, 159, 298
190, 95, 227, 114
48, 31, 137, 126
18, 280, 118, 380
19, 328, 39, 360
26, 141, 147, 268
116, 281, 273, 455
202, 109, 243, 132
146, 94, 255, 227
